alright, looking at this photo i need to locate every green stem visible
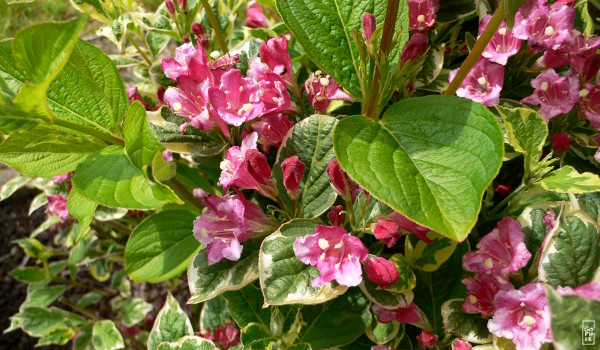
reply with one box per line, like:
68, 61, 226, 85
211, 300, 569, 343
489, 183, 526, 215
444, 0, 505, 96
199, 0, 228, 53
365, 0, 400, 119
54, 119, 124, 146
126, 33, 152, 66
167, 177, 205, 211
59, 297, 100, 321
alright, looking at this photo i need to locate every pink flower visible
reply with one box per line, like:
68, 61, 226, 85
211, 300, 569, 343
250, 113, 294, 152
259, 73, 295, 115
327, 205, 345, 226
161, 42, 210, 82
213, 323, 240, 349
479, 16, 522, 65
164, 78, 215, 131
578, 54, 600, 83
582, 82, 600, 129
389, 212, 432, 244
281, 155, 305, 197
365, 257, 399, 289
522, 69, 579, 120
161, 150, 173, 162
53, 172, 72, 184
449, 58, 504, 107
462, 273, 514, 317
193, 193, 275, 265
219, 132, 273, 193
542, 210, 556, 231
488, 283, 551, 350
557, 282, 600, 302
371, 346, 390, 350
46, 194, 69, 223
372, 302, 425, 326
260, 36, 295, 88
417, 330, 437, 349
542, 31, 600, 72
373, 219, 401, 248
513, 3, 575, 50
408, 0, 439, 33
304, 72, 353, 112
209, 69, 264, 126
293, 226, 369, 287
401, 33, 429, 64
452, 340, 472, 350
245, 1, 270, 28
362, 13, 376, 42
191, 22, 210, 51
551, 133, 572, 153
326, 159, 360, 201
126, 86, 152, 110
462, 217, 531, 280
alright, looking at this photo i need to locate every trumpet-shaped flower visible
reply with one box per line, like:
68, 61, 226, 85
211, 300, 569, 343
449, 58, 504, 107
522, 69, 579, 120
462, 273, 514, 317
480, 16, 522, 65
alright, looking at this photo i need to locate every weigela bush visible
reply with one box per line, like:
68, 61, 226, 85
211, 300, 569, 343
1, 0, 599, 349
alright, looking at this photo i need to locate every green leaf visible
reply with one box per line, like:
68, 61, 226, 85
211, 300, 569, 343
188, 236, 261, 304
153, 150, 177, 182
14, 238, 52, 260
10, 266, 49, 283
298, 288, 371, 348
437, 0, 477, 23
0, 174, 32, 201
0, 126, 105, 177
21, 285, 70, 310
68, 187, 98, 243
240, 323, 279, 349
150, 108, 228, 157
92, 320, 125, 350
546, 286, 600, 350
38, 327, 75, 346
366, 318, 399, 345
29, 192, 48, 215
415, 44, 445, 89
200, 295, 230, 331
333, 96, 504, 241
496, 106, 547, 173
224, 283, 271, 328
276, 0, 409, 97
360, 278, 412, 309
156, 336, 220, 350
273, 115, 338, 218
574, 1, 594, 36
124, 101, 162, 169
148, 293, 194, 350
72, 145, 179, 209
441, 299, 492, 344
117, 298, 153, 327
12, 306, 85, 338
540, 166, 600, 194
259, 219, 348, 306
577, 192, 600, 222
404, 232, 458, 272
125, 210, 200, 282
13, 15, 88, 85
413, 241, 469, 335
505, 0, 527, 28
539, 209, 600, 288
73, 326, 93, 350
77, 290, 107, 308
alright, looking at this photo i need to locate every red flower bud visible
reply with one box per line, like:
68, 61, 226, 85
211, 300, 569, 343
417, 330, 437, 349
362, 13, 376, 42
373, 219, 401, 248
552, 132, 572, 153
281, 155, 305, 197
165, 0, 175, 14
240, 150, 272, 189
181, 0, 187, 10
327, 205, 345, 226
156, 86, 166, 102
182, 35, 190, 43
327, 159, 356, 199
365, 257, 399, 289
495, 184, 513, 196
192, 22, 205, 37
401, 33, 429, 64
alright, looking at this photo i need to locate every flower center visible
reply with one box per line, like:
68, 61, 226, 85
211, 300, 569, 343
477, 77, 487, 85
540, 82, 549, 91
240, 103, 254, 113
484, 258, 494, 269
580, 89, 590, 98
319, 77, 330, 87
544, 26, 555, 36
498, 27, 507, 36
173, 102, 182, 112
210, 51, 220, 59
318, 238, 329, 250
417, 14, 425, 23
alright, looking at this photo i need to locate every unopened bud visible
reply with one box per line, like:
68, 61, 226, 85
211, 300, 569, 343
165, 0, 175, 14
362, 13, 376, 42
281, 155, 305, 197
365, 257, 399, 290
327, 205, 345, 226
401, 33, 429, 64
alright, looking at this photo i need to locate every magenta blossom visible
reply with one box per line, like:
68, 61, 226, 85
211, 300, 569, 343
161, 150, 173, 162
164, 78, 215, 131
161, 42, 210, 82
326, 158, 361, 201
260, 36, 296, 88
327, 205, 345, 226
209, 69, 264, 126
245, 1, 270, 28
543, 30, 600, 73
293, 225, 369, 287
53, 172, 72, 184
488, 283, 551, 350
362, 13, 376, 42
408, 0, 439, 33
259, 72, 295, 115
213, 323, 240, 349
479, 16, 522, 65
372, 302, 426, 327
449, 58, 504, 107
373, 219, 401, 248
365, 257, 399, 290
513, 3, 575, 50
401, 33, 429, 64
389, 212, 432, 244
281, 155, 305, 197
305, 72, 353, 112
463, 217, 531, 280
557, 282, 600, 302
417, 330, 437, 349
250, 113, 294, 152
582, 82, 600, 129
193, 193, 275, 265
542, 210, 557, 231
551, 132, 572, 153
46, 194, 69, 223
126, 85, 152, 110
462, 273, 514, 317
522, 69, 579, 120
452, 340, 472, 350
